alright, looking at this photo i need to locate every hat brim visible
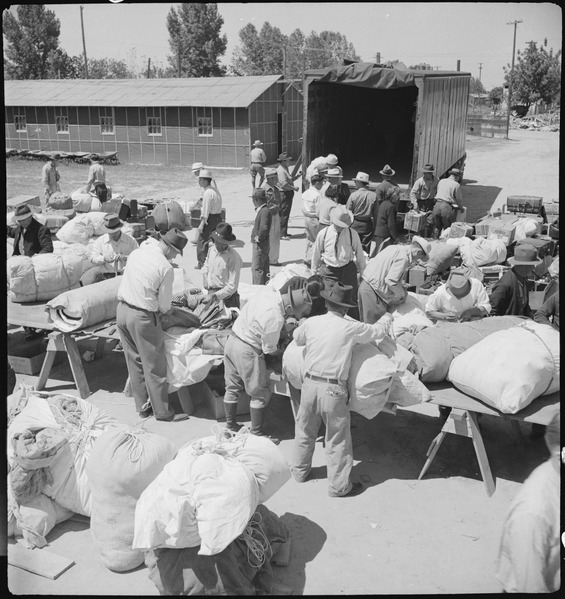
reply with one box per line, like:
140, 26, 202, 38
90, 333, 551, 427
210, 231, 237, 244
379, 170, 395, 177
102, 223, 124, 234
15, 213, 33, 222
353, 178, 370, 183
319, 289, 356, 307
448, 282, 472, 298
507, 256, 542, 266
159, 231, 183, 256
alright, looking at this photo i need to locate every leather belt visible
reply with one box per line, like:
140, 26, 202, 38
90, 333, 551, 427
251, 162, 263, 164
229, 329, 261, 352
436, 199, 456, 209
305, 372, 344, 385
119, 300, 157, 315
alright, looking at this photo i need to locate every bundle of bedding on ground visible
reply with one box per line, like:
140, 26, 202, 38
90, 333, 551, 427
70, 187, 105, 213
45, 275, 123, 332
447, 320, 560, 413
390, 292, 433, 341
7, 244, 94, 303
425, 240, 459, 276
409, 316, 526, 383
86, 427, 177, 572
47, 192, 73, 210
446, 236, 507, 267
145, 504, 290, 595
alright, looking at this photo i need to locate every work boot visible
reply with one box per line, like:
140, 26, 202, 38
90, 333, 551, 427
250, 407, 280, 445
224, 401, 242, 433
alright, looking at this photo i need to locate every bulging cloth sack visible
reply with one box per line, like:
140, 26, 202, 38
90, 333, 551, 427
153, 201, 186, 231
267, 262, 312, 292
70, 187, 104, 213
410, 316, 526, 383
425, 241, 459, 276
447, 236, 507, 267
47, 192, 73, 210
447, 321, 560, 414
133, 432, 260, 556
391, 292, 434, 337
7, 245, 93, 303
86, 427, 177, 572
46, 275, 123, 332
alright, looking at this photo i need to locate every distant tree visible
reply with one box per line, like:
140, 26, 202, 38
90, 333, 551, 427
3, 5, 62, 79
230, 23, 282, 76
259, 22, 286, 75
503, 40, 562, 112
304, 30, 360, 70
285, 28, 306, 79
469, 77, 486, 95
409, 62, 433, 70
488, 86, 504, 114
46, 49, 82, 79
166, 3, 227, 77
88, 58, 136, 79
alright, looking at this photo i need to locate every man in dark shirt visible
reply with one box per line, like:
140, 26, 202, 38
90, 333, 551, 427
7, 204, 53, 257
374, 164, 399, 205
251, 188, 272, 285
534, 289, 559, 330
370, 185, 403, 257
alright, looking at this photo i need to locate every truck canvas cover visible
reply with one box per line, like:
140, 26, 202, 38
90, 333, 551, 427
317, 62, 416, 90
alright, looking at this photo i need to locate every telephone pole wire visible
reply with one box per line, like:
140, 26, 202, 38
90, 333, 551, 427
506, 19, 523, 138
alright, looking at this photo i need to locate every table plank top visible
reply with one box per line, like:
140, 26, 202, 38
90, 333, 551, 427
7, 298, 55, 330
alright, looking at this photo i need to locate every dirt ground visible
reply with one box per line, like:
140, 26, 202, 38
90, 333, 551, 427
6, 128, 559, 595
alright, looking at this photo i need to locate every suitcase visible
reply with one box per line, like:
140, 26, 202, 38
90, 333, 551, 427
505, 195, 543, 215
403, 210, 427, 234
516, 236, 556, 259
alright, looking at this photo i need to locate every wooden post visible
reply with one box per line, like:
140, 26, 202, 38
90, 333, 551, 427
147, 57, 151, 78
80, 6, 89, 79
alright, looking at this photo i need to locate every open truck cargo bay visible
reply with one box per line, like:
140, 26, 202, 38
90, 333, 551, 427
302, 62, 471, 188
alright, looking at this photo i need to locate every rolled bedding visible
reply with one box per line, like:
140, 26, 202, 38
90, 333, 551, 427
46, 276, 123, 332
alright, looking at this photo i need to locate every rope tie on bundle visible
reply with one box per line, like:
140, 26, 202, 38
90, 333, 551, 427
238, 511, 272, 568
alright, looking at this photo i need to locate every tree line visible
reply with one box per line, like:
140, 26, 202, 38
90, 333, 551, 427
3, 4, 561, 111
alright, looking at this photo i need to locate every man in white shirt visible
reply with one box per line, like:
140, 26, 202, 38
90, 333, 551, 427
223, 287, 313, 443
191, 162, 222, 199
292, 282, 393, 497
302, 173, 325, 265
80, 213, 138, 286
346, 171, 376, 252
305, 153, 338, 185
196, 168, 223, 269
201, 222, 243, 308
262, 168, 282, 266
311, 204, 366, 320
321, 167, 350, 205
425, 270, 491, 322
432, 168, 465, 238
41, 153, 61, 203
86, 154, 106, 193
496, 412, 560, 593
249, 140, 267, 189
117, 229, 188, 422
359, 237, 431, 323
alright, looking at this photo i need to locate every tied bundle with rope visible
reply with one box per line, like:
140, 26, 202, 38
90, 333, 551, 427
86, 425, 177, 572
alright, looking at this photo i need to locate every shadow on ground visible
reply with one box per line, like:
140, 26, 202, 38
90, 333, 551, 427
460, 184, 503, 221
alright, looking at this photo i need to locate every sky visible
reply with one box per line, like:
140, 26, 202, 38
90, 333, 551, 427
25, 2, 563, 90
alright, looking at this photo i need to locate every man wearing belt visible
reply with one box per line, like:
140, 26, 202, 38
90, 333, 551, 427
196, 168, 223, 269
201, 222, 243, 308
311, 204, 366, 321
86, 153, 106, 194
251, 188, 272, 285
409, 163, 439, 237
223, 286, 313, 443
276, 152, 299, 240
262, 168, 283, 267
358, 237, 431, 324
292, 282, 394, 497
250, 140, 267, 189
117, 229, 188, 422
432, 168, 464, 238
301, 173, 325, 265
346, 171, 376, 252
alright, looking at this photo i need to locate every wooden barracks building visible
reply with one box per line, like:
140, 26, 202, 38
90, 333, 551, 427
4, 76, 303, 167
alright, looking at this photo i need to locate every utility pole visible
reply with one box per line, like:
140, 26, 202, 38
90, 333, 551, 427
80, 6, 89, 79
177, 43, 182, 78
147, 57, 151, 79
478, 63, 483, 82
376, 52, 381, 64
456, 59, 461, 71
506, 19, 523, 138
282, 45, 287, 81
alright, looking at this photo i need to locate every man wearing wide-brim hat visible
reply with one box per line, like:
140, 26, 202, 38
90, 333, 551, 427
432, 168, 465, 239
305, 152, 338, 186
200, 222, 243, 308
311, 204, 366, 320
262, 167, 283, 266
374, 164, 399, 206
7, 204, 53, 257
250, 140, 267, 189
196, 168, 223, 269
292, 281, 394, 498
425, 269, 491, 322
490, 244, 541, 317
117, 228, 189, 422
409, 164, 439, 236
41, 152, 61, 203
346, 171, 376, 252
79, 213, 138, 286
191, 162, 222, 200
321, 167, 350, 206
276, 152, 300, 240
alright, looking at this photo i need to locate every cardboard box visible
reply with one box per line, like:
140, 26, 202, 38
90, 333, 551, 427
8, 352, 46, 375
488, 219, 518, 246
474, 217, 500, 236
408, 264, 428, 287
7, 195, 41, 210
197, 380, 251, 419
448, 222, 474, 239
403, 211, 427, 233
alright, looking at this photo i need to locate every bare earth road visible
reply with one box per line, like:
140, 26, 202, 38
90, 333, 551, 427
6, 129, 559, 595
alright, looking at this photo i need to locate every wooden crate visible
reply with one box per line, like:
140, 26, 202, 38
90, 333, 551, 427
487, 219, 519, 246
7, 195, 41, 210
448, 222, 474, 239
403, 211, 427, 234
8, 352, 46, 376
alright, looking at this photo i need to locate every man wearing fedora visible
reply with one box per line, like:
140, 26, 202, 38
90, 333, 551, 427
346, 171, 376, 252
410, 163, 439, 237
250, 140, 267, 189
7, 204, 53, 257
196, 168, 223, 269
321, 167, 350, 206
292, 282, 394, 497
201, 222, 243, 309
358, 237, 431, 324
370, 185, 403, 257
86, 153, 106, 194
432, 168, 465, 239
223, 286, 313, 444
41, 153, 61, 203
277, 152, 299, 240
301, 173, 325, 265
425, 270, 491, 322
79, 213, 138, 286
262, 168, 283, 266
490, 244, 541, 317
117, 228, 188, 422
305, 153, 338, 186
374, 164, 399, 206
191, 162, 222, 199
251, 188, 272, 285
311, 204, 366, 320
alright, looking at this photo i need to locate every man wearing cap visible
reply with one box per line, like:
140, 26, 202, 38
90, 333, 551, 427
223, 286, 313, 443
79, 213, 138, 286
7, 205, 53, 257
201, 222, 243, 308
321, 167, 351, 206
262, 168, 283, 266
41, 153, 61, 203
191, 162, 222, 199
346, 172, 376, 252
370, 185, 403, 257
251, 188, 272, 285
489, 244, 541, 317
292, 282, 394, 497
311, 204, 366, 320
432, 168, 465, 238
374, 164, 399, 206
425, 270, 491, 322
277, 152, 299, 240
301, 173, 325, 265
358, 237, 431, 324
250, 140, 267, 189
117, 228, 189, 422
410, 164, 439, 237
86, 154, 106, 194
196, 168, 223, 269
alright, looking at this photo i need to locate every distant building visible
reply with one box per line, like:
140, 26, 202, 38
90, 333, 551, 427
4, 76, 303, 167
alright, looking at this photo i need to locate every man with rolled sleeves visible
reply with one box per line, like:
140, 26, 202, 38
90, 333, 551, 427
432, 168, 464, 238
196, 168, 223, 269
276, 152, 299, 239
251, 188, 272, 285
249, 140, 267, 189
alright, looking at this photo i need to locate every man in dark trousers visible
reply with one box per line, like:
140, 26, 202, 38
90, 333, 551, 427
346, 171, 376, 252
7, 204, 53, 256
374, 164, 399, 206
251, 188, 272, 285
370, 185, 403, 257
276, 152, 299, 240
